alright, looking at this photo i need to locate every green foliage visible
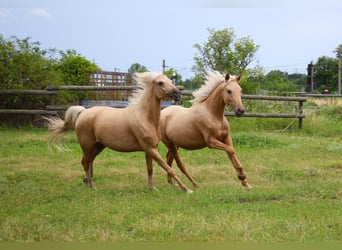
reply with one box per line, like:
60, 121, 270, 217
311, 56, 338, 93
240, 66, 263, 94
163, 68, 183, 86
57, 49, 99, 85
0, 35, 59, 90
0, 35, 99, 91
262, 70, 300, 93
128, 63, 148, 73
0, 35, 100, 124
299, 106, 342, 137
183, 74, 204, 90
193, 28, 260, 76
334, 44, 342, 57
55, 49, 100, 104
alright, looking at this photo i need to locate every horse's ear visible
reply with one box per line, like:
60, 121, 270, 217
237, 75, 241, 82
225, 74, 230, 81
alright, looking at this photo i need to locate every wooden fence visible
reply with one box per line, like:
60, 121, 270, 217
0, 86, 306, 128
182, 91, 306, 129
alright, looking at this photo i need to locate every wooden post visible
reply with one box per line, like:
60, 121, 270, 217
46, 85, 56, 111
298, 100, 304, 129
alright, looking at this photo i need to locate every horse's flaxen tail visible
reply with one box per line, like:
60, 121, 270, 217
45, 105, 85, 150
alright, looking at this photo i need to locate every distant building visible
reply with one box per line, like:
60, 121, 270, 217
89, 71, 133, 101
90, 71, 133, 87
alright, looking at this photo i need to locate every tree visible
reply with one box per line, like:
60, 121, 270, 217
312, 56, 338, 93
128, 63, 148, 74
0, 35, 58, 90
193, 28, 260, 76
288, 73, 307, 91
57, 49, 99, 85
55, 49, 100, 103
242, 66, 264, 94
262, 70, 300, 93
0, 35, 100, 119
334, 44, 342, 58
163, 68, 183, 86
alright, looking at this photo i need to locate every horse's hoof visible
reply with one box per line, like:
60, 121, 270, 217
185, 189, 193, 194
244, 183, 252, 191
149, 186, 160, 192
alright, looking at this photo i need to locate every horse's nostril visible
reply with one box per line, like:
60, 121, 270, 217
174, 91, 181, 101
236, 108, 245, 116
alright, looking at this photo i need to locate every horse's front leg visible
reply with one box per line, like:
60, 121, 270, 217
166, 150, 175, 185
145, 153, 158, 191
208, 137, 252, 190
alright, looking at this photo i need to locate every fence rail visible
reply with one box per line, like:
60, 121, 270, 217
0, 86, 306, 128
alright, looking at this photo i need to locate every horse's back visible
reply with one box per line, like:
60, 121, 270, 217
76, 106, 129, 128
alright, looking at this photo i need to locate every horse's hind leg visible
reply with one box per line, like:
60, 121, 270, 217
166, 150, 175, 185
166, 145, 199, 188
81, 156, 94, 188
81, 143, 105, 188
145, 153, 158, 191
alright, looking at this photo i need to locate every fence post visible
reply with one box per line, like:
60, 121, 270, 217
298, 100, 304, 129
46, 85, 56, 108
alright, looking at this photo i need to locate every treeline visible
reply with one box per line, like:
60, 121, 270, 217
0, 35, 99, 97
0, 35, 99, 125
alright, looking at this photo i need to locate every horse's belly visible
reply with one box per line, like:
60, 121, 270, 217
171, 135, 206, 150
166, 123, 206, 150
99, 132, 143, 152
106, 142, 142, 152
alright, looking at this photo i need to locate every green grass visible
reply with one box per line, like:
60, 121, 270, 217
0, 108, 341, 242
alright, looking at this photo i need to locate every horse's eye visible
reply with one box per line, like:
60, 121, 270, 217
158, 81, 164, 86
227, 90, 232, 94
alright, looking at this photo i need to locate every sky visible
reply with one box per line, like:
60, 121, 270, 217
1, 0, 342, 79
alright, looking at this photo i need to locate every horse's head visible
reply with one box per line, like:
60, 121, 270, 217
222, 74, 245, 117
153, 74, 181, 101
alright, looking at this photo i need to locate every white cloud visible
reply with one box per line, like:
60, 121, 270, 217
28, 8, 51, 18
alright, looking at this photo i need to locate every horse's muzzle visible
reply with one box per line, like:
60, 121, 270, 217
235, 108, 245, 117
168, 90, 181, 102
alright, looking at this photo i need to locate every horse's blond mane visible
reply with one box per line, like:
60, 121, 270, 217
191, 71, 225, 104
128, 72, 162, 104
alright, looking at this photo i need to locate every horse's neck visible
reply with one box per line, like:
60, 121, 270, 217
203, 85, 226, 118
138, 91, 161, 127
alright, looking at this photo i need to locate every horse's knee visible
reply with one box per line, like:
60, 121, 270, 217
227, 147, 236, 155
167, 174, 174, 185
167, 168, 176, 177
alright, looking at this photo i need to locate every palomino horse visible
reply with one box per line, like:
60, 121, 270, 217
46, 72, 192, 193
160, 71, 252, 190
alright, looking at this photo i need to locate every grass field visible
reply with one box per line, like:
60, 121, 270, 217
0, 106, 341, 242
